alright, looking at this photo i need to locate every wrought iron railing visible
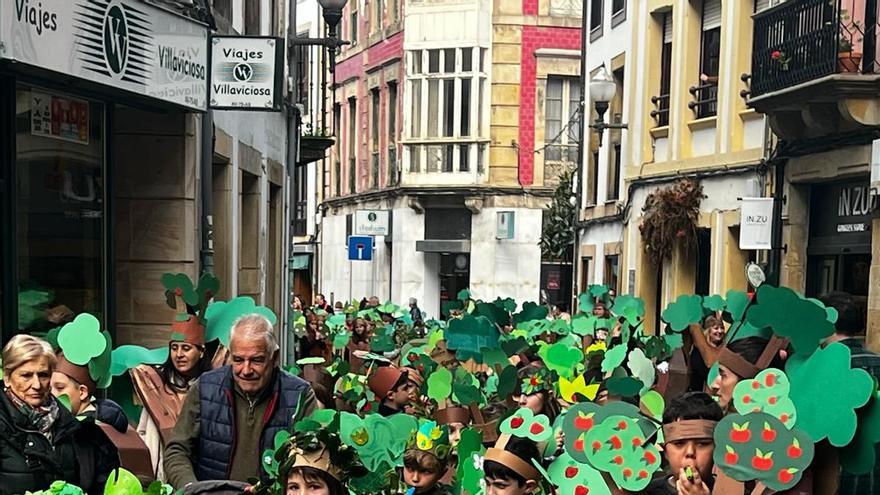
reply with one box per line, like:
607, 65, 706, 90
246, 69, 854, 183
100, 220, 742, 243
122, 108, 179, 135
688, 83, 717, 118
751, 0, 880, 98
650, 94, 670, 126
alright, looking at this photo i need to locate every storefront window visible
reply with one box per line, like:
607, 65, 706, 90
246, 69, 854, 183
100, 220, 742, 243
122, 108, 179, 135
15, 86, 104, 334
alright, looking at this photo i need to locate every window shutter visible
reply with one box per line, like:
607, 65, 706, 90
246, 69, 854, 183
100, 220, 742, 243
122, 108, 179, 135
663, 13, 673, 43
702, 0, 721, 30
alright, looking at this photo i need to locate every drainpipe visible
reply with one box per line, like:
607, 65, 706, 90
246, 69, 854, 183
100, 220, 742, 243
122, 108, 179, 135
767, 157, 786, 286
571, 0, 589, 309
201, 110, 215, 276
285, 0, 301, 365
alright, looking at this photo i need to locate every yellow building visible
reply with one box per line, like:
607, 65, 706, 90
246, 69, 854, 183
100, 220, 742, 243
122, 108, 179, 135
622, 0, 770, 331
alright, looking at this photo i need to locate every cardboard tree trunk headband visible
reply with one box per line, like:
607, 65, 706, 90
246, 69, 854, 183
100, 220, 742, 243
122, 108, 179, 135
52, 313, 113, 401
162, 272, 219, 346
479, 408, 555, 485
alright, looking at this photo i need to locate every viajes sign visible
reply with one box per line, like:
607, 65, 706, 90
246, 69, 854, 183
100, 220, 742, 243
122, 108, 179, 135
209, 36, 283, 111
0, 0, 209, 111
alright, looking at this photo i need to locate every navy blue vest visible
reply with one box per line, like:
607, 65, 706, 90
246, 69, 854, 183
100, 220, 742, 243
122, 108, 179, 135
195, 366, 310, 481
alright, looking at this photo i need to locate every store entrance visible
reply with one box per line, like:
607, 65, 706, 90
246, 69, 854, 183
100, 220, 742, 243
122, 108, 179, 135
439, 253, 470, 317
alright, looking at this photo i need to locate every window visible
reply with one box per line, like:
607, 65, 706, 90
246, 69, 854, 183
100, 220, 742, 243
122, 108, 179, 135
371, 89, 380, 189
388, 82, 398, 185
697, 0, 721, 118
333, 102, 341, 196
608, 144, 621, 200
588, 151, 599, 205
245, 0, 261, 35
372, 0, 384, 33
590, 0, 604, 39
406, 48, 488, 174
580, 257, 593, 294
349, 6, 358, 45
348, 97, 357, 193
213, 0, 232, 21
612, 0, 626, 25
544, 76, 580, 163
295, 33, 310, 113
293, 164, 307, 236
655, 12, 673, 127
388, 0, 398, 24
604, 255, 619, 291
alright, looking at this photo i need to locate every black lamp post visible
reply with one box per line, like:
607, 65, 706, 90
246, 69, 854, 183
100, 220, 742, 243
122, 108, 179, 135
291, 0, 350, 73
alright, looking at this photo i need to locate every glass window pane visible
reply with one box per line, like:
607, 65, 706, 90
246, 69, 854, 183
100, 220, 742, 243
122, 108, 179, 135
443, 79, 455, 137
411, 80, 421, 137
444, 49, 456, 73
429, 50, 441, 73
460, 144, 470, 172
427, 145, 441, 172
462, 48, 473, 72
16, 86, 104, 333
460, 78, 471, 136
409, 145, 422, 172
428, 80, 439, 137
444, 145, 454, 172
411, 50, 422, 74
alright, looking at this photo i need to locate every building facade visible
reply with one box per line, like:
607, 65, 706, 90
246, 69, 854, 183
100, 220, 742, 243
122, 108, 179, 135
316, 0, 582, 317
622, 0, 769, 331
746, 0, 880, 349
0, 0, 294, 348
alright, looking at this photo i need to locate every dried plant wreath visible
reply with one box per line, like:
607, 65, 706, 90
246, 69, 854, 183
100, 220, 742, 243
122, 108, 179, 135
639, 179, 705, 266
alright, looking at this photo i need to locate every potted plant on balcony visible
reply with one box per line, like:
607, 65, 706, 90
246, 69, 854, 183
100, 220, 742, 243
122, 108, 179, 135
299, 124, 336, 164
771, 50, 791, 71
838, 10, 863, 73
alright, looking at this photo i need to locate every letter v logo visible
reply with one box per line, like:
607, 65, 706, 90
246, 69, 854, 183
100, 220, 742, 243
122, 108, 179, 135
103, 4, 129, 75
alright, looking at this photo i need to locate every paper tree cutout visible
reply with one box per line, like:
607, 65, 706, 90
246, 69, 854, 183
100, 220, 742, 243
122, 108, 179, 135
627, 349, 655, 396
539, 342, 583, 379
713, 412, 815, 491
110, 345, 167, 377
725, 290, 751, 323
840, 390, 880, 475
661, 295, 704, 332
455, 428, 485, 495
513, 302, 549, 326
500, 407, 554, 443
546, 453, 612, 495
787, 342, 874, 446
204, 296, 276, 346
703, 294, 726, 312
452, 367, 484, 406
732, 369, 796, 428
445, 315, 500, 362
601, 344, 627, 373
56, 313, 113, 389
340, 412, 418, 472
563, 401, 644, 464
582, 414, 662, 491
427, 366, 452, 403
745, 285, 834, 354
610, 295, 645, 328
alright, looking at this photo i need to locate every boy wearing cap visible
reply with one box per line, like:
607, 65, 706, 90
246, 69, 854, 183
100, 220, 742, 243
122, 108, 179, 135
482, 435, 542, 495
368, 366, 414, 416
645, 391, 723, 495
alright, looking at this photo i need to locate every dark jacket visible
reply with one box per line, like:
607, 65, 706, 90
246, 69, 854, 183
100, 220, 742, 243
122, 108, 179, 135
75, 414, 120, 493
0, 391, 81, 494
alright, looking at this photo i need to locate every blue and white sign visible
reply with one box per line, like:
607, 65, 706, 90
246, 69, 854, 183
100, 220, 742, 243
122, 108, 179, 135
347, 236, 374, 261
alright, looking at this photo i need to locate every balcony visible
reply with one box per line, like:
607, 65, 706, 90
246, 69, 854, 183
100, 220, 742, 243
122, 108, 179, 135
749, 0, 880, 139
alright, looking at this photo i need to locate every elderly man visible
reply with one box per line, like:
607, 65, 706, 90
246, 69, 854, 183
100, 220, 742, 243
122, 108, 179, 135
164, 314, 316, 489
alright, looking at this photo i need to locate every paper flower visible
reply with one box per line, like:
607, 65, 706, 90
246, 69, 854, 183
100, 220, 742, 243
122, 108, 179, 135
787, 342, 874, 446
713, 412, 814, 491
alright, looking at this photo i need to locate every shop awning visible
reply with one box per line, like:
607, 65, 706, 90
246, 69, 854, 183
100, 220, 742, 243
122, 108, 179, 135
292, 254, 311, 270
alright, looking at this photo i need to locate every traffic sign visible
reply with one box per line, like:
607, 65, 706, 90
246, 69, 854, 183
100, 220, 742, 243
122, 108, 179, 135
347, 236, 374, 261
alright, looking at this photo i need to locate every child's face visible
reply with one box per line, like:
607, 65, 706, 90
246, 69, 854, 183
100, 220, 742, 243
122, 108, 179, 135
709, 364, 740, 412
448, 422, 466, 446
389, 381, 415, 406
484, 476, 537, 495
286, 472, 330, 495
663, 437, 715, 483
403, 466, 442, 493
516, 392, 545, 416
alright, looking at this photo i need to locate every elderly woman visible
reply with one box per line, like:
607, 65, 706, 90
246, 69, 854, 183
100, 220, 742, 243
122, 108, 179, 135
0, 334, 82, 492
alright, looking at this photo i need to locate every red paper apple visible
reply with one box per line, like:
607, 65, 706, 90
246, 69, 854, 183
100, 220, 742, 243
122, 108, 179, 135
761, 423, 777, 443
574, 414, 595, 431
565, 466, 579, 479
730, 422, 751, 443
510, 416, 524, 429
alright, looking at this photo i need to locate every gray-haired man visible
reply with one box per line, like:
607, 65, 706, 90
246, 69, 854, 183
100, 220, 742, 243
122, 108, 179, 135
164, 315, 316, 489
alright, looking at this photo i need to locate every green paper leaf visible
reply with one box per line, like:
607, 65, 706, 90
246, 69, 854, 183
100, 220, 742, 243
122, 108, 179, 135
457, 289, 471, 302
726, 290, 751, 322
57, 313, 107, 366
703, 294, 726, 311
606, 376, 643, 397
610, 295, 645, 327
541, 342, 584, 379
427, 366, 453, 403
296, 357, 326, 365
578, 293, 595, 313
513, 301, 549, 326
641, 390, 665, 421
747, 285, 834, 354
445, 315, 499, 361
497, 365, 519, 399
627, 348, 655, 395
583, 415, 662, 491
661, 294, 704, 332
840, 392, 880, 475
160, 273, 198, 307
103, 468, 145, 495
547, 453, 612, 495
664, 332, 683, 351
110, 346, 168, 377
56, 394, 72, 412
204, 296, 277, 346
601, 344, 628, 373
732, 369, 796, 428
788, 342, 874, 446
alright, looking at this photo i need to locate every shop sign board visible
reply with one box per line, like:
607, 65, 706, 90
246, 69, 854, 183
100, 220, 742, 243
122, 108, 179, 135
809, 180, 878, 254
209, 36, 284, 111
354, 210, 390, 236
739, 198, 774, 250
0, 0, 209, 111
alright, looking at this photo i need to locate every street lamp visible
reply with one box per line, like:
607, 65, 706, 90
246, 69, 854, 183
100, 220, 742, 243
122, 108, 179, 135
588, 66, 627, 146
318, 0, 347, 39
292, 0, 350, 73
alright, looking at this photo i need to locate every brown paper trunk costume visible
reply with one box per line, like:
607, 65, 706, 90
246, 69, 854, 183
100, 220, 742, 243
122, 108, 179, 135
130, 365, 187, 445
98, 422, 155, 482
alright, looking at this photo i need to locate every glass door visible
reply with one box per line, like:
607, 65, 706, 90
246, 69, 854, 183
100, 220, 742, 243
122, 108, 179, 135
15, 86, 105, 335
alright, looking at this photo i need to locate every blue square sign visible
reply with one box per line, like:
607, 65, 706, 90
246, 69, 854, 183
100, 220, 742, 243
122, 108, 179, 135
347, 236, 374, 261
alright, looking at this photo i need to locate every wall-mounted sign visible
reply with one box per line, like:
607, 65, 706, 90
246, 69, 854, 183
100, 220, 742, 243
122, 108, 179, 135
31, 91, 89, 144
355, 210, 390, 236
739, 198, 774, 250
809, 180, 878, 255
0, 0, 209, 111
209, 36, 283, 111
496, 211, 515, 240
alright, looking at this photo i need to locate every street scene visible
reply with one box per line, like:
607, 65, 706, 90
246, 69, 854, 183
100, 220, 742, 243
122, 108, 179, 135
0, 0, 879, 494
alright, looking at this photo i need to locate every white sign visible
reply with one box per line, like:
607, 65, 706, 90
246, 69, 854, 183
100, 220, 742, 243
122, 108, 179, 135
496, 211, 515, 240
355, 210, 390, 236
0, 0, 208, 110
210, 36, 283, 110
740, 198, 774, 250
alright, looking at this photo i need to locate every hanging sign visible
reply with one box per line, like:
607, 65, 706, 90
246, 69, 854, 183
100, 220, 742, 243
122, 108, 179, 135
209, 36, 284, 111
355, 210, 390, 236
0, 0, 209, 111
740, 198, 774, 250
